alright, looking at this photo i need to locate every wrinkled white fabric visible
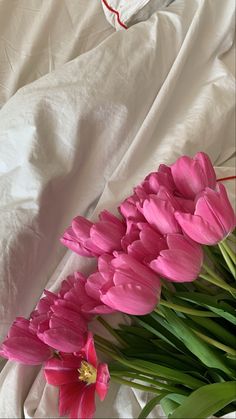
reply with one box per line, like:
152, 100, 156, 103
100, 0, 173, 29
0, 0, 235, 417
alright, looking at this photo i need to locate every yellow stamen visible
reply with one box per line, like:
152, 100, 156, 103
78, 361, 97, 384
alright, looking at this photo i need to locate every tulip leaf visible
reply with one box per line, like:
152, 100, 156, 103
138, 394, 167, 418
160, 306, 234, 377
187, 316, 236, 348
135, 316, 184, 352
169, 381, 236, 419
130, 359, 204, 389
175, 293, 236, 325
118, 325, 154, 339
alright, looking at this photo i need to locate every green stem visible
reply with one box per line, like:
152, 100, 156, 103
159, 300, 218, 317
221, 240, 236, 264
94, 335, 121, 355
95, 341, 204, 389
218, 243, 235, 278
200, 265, 236, 296
110, 375, 169, 395
160, 279, 176, 293
96, 316, 128, 347
110, 371, 188, 395
193, 330, 236, 356
193, 280, 215, 295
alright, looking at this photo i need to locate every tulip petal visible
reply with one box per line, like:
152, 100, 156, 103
82, 332, 97, 367
72, 216, 92, 240
175, 212, 223, 244
90, 221, 124, 253
44, 358, 79, 385
96, 363, 110, 401
59, 382, 85, 416
60, 235, 93, 257
85, 272, 106, 300
101, 283, 159, 315
141, 197, 181, 234
150, 248, 202, 282
79, 385, 96, 419
39, 328, 85, 352
2, 337, 51, 365
111, 254, 160, 291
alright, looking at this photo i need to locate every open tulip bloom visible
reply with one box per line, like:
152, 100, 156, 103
1, 152, 236, 419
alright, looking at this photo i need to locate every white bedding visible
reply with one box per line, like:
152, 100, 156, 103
0, 0, 235, 417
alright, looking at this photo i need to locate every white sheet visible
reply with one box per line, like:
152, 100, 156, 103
0, 0, 235, 417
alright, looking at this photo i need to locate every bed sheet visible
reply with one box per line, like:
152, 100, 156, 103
0, 0, 114, 108
0, 0, 235, 417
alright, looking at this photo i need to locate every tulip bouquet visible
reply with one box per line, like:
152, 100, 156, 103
1, 152, 236, 419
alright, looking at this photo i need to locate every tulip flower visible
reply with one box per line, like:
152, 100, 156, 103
59, 272, 114, 316
44, 332, 110, 419
61, 210, 126, 257
30, 276, 88, 353
123, 222, 167, 262
171, 152, 216, 199
138, 164, 176, 196
150, 234, 204, 282
0, 317, 52, 365
91, 253, 161, 315
175, 183, 236, 245
138, 192, 182, 235
119, 192, 145, 224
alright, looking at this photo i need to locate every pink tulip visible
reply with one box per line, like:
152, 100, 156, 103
138, 192, 181, 235
171, 152, 216, 199
91, 253, 161, 315
138, 164, 176, 196
44, 332, 110, 419
61, 210, 126, 257
30, 275, 89, 353
0, 317, 52, 365
175, 183, 236, 245
60, 272, 114, 316
150, 234, 203, 282
119, 165, 175, 223
123, 222, 167, 263
119, 193, 145, 223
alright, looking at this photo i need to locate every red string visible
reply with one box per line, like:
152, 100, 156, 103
101, 0, 128, 29
216, 175, 236, 182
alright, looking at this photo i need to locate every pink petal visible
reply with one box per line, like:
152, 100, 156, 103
79, 384, 96, 419
60, 235, 94, 257
44, 358, 79, 385
171, 152, 216, 199
51, 304, 88, 332
90, 221, 124, 253
82, 332, 97, 367
85, 272, 106, 300
101, 283, 159, 315
96, 363, 110, 401
72, 216, 92, 240
2, 337, 51, 365
139, 224, 167, 254
81, 303, 115, 315
39, 328, 85, 352
150, 248, 202, 282
141, 197, 181, 235
111, 254, 160, 291
175, 212, 223, 244
98, 254, 114, 281
196, 184, 236, 235
166, 234, 203, 261
99, 210, 125, 227
195, 152, 216, 190
127, 240, 148, 261
59, 382, 86, 417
